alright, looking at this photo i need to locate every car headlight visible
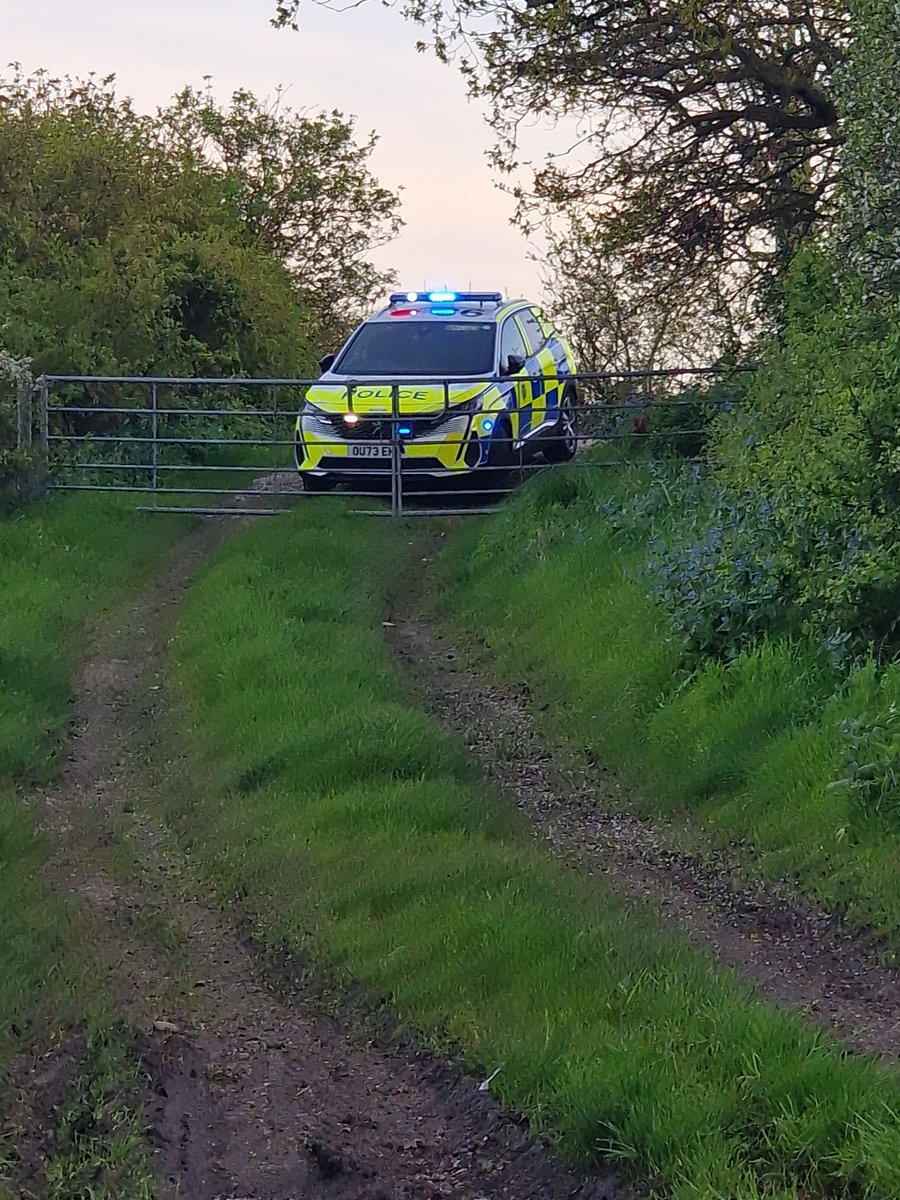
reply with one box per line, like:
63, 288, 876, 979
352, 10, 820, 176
301, 405, 341, 438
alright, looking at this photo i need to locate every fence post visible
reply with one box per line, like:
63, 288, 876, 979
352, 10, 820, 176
16, 381, 32, 451
270, 384, 278, 478
391, 382, 402, 517
36, 379, 50, 493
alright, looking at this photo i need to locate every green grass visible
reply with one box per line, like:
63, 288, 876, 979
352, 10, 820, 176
0, 494, 188, 1063
0, 1022, 157, 1200
433, 461, 900, 948
172, 502, 900, 1199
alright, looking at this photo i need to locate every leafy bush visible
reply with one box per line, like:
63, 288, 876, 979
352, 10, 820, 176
0, 69, 401, 393
645, 373, 750, 460
833, 703, 900, 820
710, 251, 900, 653
0, 352, 34, 507
696, 3, 900, 656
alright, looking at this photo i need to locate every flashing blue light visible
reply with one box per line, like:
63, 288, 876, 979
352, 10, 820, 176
482, 418, 495, 433
398, 425, 412, 436
430, 306, 455, 316
390, 290, 503, 305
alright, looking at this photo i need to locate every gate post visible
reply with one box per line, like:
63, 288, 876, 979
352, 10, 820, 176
16, 380, 32, 451
150, 381, 159, 497
36, 379, 50, 493
391, 382, 402, 517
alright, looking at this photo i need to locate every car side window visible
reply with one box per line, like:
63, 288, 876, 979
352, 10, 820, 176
517, 309, 546, 355
499, 317, 529, 368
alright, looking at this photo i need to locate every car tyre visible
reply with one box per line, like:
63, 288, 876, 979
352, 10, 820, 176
543, 387, 578, 463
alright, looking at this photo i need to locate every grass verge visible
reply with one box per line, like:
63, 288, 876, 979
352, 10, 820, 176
0, 493, 189, 1193
173, 502, 900, 1200
432, 460, 900, 949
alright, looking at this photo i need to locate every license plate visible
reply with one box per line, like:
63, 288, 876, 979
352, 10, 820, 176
349, 443, 392, 458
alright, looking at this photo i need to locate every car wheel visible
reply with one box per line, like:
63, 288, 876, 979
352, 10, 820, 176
543, 387, 578, 463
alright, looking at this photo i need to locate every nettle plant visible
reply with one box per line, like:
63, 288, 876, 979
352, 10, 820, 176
833, 703, 900, 820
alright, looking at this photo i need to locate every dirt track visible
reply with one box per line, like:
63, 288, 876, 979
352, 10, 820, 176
10, 504, 900, 1197
8, 513, 631, 1200
388, 606, 900, 1061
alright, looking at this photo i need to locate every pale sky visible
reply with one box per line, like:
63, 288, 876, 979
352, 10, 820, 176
4, 0, 571, 303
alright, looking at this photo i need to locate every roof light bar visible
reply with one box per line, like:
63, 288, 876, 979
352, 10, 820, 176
389, 290, 503, 305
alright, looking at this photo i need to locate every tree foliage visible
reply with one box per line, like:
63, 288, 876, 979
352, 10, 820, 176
0, 69, 401, 379
833, 0, 900, 296
161, 85, 402, 337
0, 70, 300, 379
704, 0, 900, 652
542, 213, 755, 370
276, 0, 847, 357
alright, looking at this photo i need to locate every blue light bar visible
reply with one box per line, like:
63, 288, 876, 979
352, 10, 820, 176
389, 290, 503, 305
430, 306, 455, 316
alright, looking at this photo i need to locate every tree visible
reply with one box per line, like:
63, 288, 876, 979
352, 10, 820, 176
0, 69, 306, 378
275, 0, 847, 352
834, 0, 900, 296
160, 86, 402, 341
0, 69, 402, 380
543, 214, 757, 370
706, 0, 900, 650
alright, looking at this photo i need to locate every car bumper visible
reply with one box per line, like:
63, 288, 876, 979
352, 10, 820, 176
296, 411, 483, 476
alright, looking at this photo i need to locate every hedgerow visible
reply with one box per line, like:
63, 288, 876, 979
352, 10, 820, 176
0, 352, 34, 506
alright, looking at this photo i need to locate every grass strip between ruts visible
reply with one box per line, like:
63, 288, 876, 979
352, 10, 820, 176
173, 502, 900, 1200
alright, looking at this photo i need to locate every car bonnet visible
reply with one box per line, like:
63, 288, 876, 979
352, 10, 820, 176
304, 379, 496, 417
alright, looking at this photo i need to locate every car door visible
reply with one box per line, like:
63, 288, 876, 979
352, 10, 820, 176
498, 313, 534, 445
515, 308, 556, 436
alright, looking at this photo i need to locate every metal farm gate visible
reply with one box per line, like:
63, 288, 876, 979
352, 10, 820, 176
17, 369, 751, 516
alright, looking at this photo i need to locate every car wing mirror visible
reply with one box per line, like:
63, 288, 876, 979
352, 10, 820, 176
318, 352, 337, 372
503, 353, 525, 376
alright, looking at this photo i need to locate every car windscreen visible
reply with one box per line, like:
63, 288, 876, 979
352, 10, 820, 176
335, 321, 496, 377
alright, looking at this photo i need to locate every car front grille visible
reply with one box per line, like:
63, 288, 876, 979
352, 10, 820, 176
303, 409, 470, 441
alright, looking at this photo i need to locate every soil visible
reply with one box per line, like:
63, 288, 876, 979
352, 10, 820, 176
388, 606, 900, 1061
7, 500, 633, 1200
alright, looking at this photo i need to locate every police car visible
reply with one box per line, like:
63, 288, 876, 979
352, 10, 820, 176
295, 290, 578, 491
